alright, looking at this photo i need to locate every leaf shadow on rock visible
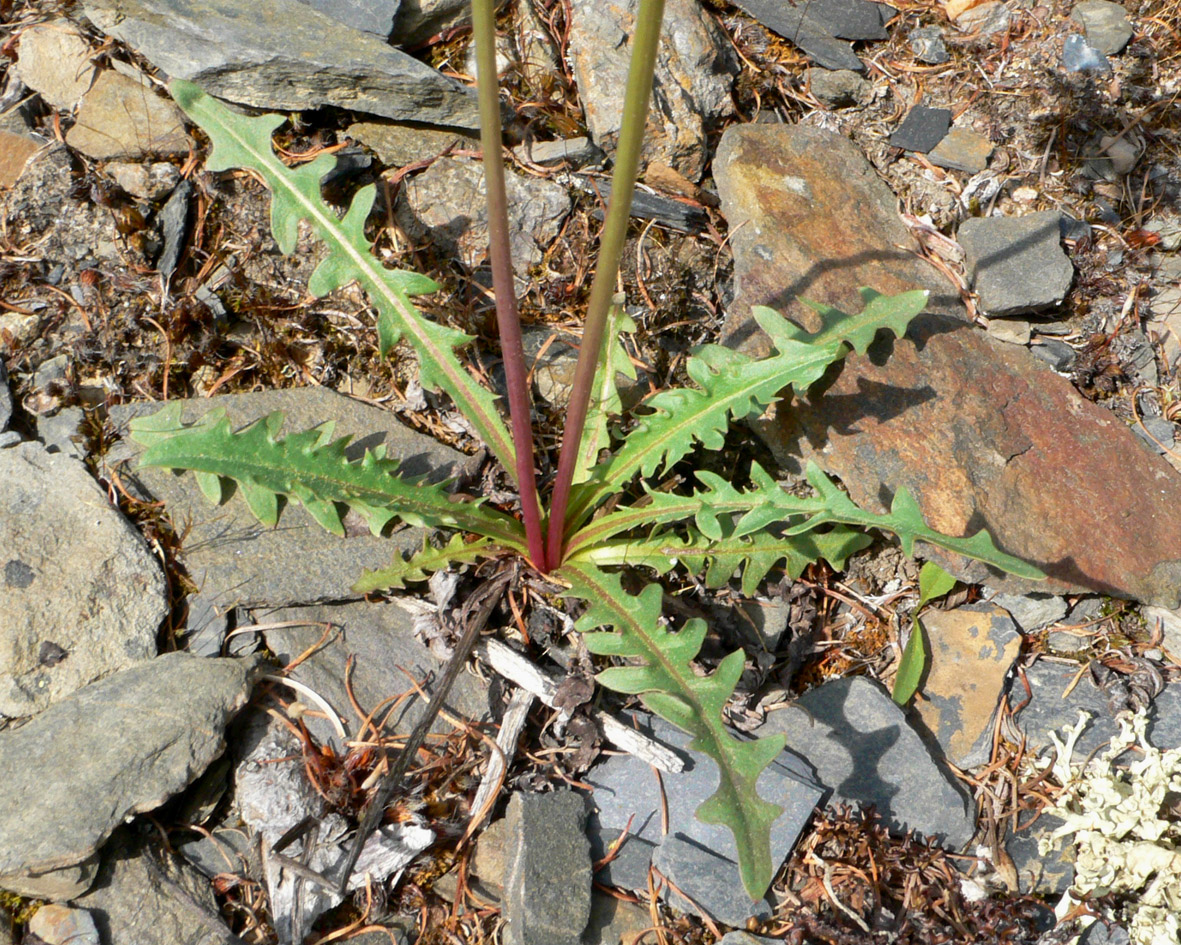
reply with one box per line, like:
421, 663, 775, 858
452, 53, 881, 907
818, 684, 903, 822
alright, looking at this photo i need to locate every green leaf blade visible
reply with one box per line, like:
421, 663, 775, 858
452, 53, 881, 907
167, 80, 516, 481
560, 561, 787, 899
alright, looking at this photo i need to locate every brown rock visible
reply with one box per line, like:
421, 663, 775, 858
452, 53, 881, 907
715, 123, 1181, 607
13, 22, 97, 109
912, 604, 1021, 768
0, 131, 47, 189
65, 70, 192, 160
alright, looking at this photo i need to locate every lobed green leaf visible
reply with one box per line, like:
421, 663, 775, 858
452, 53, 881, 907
129, 403, 526, 549
168, 79, 517, 480
559, 561, 786, 899
565, 290, 928, 532
353, 534, 500, 593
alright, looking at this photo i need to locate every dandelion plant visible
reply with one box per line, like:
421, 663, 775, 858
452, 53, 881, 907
130, 0, 1043, 900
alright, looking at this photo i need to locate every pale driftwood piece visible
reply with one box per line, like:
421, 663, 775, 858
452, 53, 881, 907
467, 687, 535, 831
473, 639, 685, 773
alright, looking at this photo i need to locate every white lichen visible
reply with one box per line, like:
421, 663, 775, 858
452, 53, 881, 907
1037, 710, 1181, 945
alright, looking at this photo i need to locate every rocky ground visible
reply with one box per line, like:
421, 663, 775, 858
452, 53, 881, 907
2, 0, 1181, 943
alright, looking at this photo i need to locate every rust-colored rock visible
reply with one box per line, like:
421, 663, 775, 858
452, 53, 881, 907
715, 123, 1181, 607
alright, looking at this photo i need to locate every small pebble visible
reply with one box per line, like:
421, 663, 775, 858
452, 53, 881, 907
909, 26, 950, 64
27, 905, 100, 945
1062, 33, 1111, 74
1031, 339, 1077, 371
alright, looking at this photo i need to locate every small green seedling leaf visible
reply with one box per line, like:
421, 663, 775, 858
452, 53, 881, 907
892, 561, 957, 705
353, 534, 498, 593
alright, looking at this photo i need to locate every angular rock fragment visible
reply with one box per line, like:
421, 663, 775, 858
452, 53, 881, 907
759, 676, 976, 848
912, 604, 1021, 768
12, 22, 97, 109
959, 211, 1074, 315
397, 157, 571, 286
65, 71, 193, 160
25, 904, 100, 945
503, 791, 592, 945
713, 122, 1181, 607
568, 0, 736, 181
104, 389, 477, 649
729, 0, 890, 71
654, 834, 771, 928
293, 0, 400, 37
0, 130, 46, 189
889, 105, 951, 153
1070, 0, 1133, 55
74, 831, 232, 945
82, 0, 479, 128
0, 652, 258, 898
0, 441, 167, 717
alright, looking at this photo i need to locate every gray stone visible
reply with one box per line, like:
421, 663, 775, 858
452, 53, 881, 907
1062, 33, 1111, 73
1047, 630, 1090, 653
0, 652, 257, 898
177, 826, 255, 880
261, 599, 493, 750
294, 0, 400, 36
74, 831, 230, 945
26, 905, 100, 945
503, 791, 592, 945
104, 389, 476, 648
928, 127, 994, 173
391, 0, 469, 47
104, 161, 182, 201
759, 676, 976, 849
1012, 660, 1181, 759
516, 136, 602, 167
0, 360, 11, 430
889, 105, 951, 153
82, 0, 479, 129
0, 441, 167, 718
65, 70, 193, 160
1080, 920, 1132, 944
1071, 1, 1133, 55
576, 175, 708, 233
909, 26, 950, 64
0, 431, 20, 448
1006, 809, 1074, 895
585, 713, 824, 903
806, 68, 870, 108
653, 834, 771, 927
1031, 337, 1077, 371
959, 211, 1074, 316
730, 0, 889, 70
347, 120, 477, 167
582, 893, 652, 945
35, 406, 87, 459
1144, 604, 1181, 661
719, 934, 780, 945
397, 157, 571, 287
1093, 133, 1142, 178
987, 591, 1068, 631
13, 21, 97, 109
568, 0, 736, 181
1133, 415, 1176, 453
156, 178, 192, 281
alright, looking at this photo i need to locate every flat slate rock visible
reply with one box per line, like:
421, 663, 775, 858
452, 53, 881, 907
1012, 660, 1181, 759
260, 599, 493, 749
928, 126, 993, 173
0, 441, 167, 718
653, 833, 771, 928
294, 0, 400, 36
714, 122, 1181, 608
585, 712, 824, 919
758, 676, 976, 849
913, 604, 1021, 769
888, 105, 951, 153
729, 0, 887, 71
503, 791, 592, 945
0, 652, 257, 898
74, 830, 230, 945
104, 388, 477, 649
81, 0, 479, 129
959, 211, 1075, 315
576, 175, 709, 233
